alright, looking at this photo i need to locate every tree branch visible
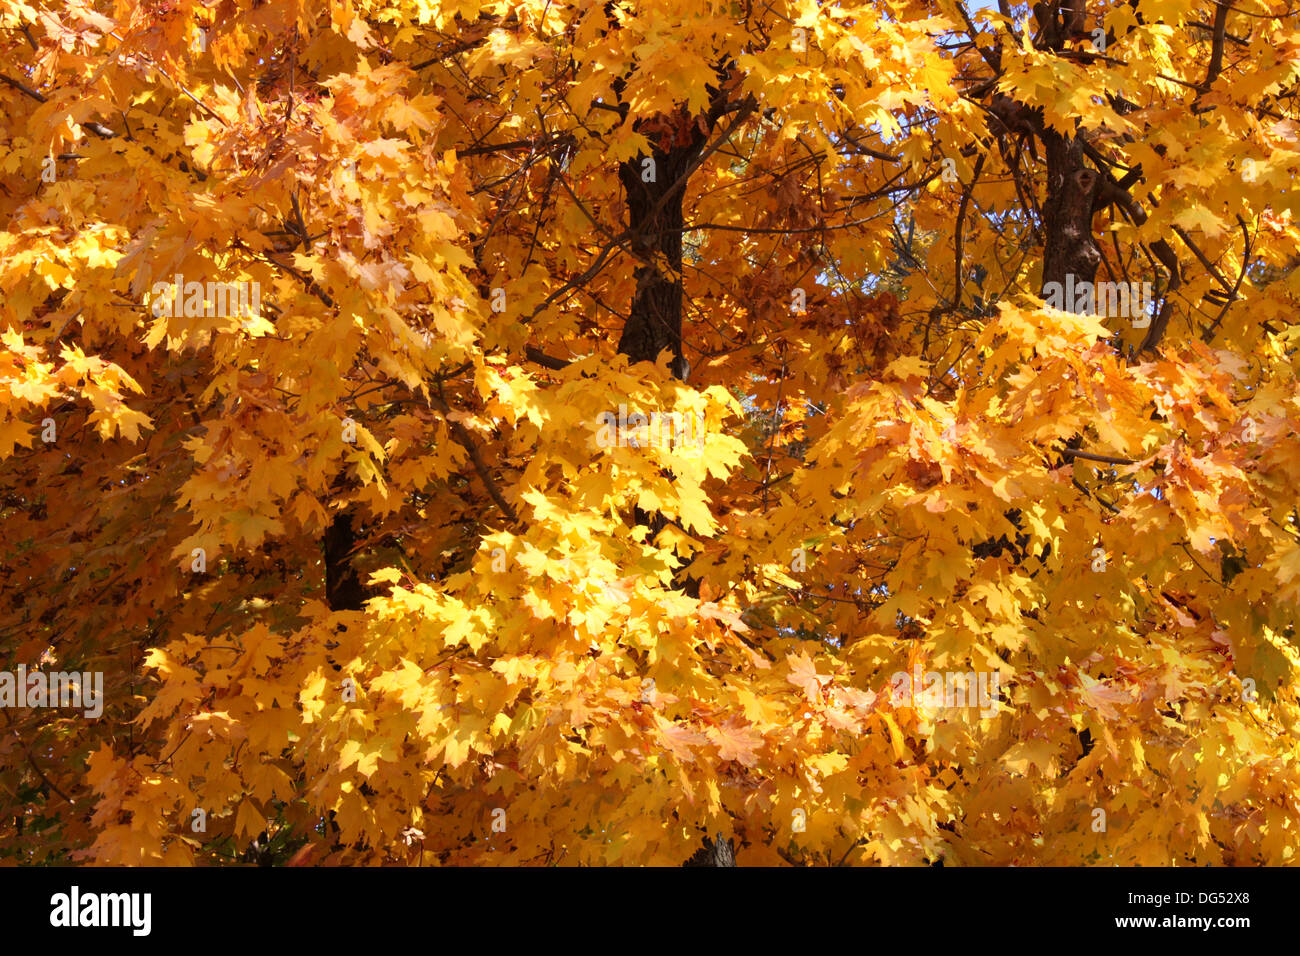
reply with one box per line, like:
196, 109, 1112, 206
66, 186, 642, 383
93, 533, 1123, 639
429, 388, 519, 524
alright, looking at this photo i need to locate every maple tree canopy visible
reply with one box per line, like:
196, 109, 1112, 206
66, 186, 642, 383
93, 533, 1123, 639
2, 0, 1299, 866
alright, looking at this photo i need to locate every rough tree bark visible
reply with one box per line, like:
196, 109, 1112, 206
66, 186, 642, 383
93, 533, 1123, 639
683, 834, 737, 867
1040, 131, 1101, 295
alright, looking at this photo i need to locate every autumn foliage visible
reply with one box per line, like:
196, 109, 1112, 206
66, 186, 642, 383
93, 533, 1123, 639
2, 0, 1300, 865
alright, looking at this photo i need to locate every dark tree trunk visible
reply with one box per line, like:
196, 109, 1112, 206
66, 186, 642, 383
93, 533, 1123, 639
323, 510, 366, 611
1040, 130, 1101, 296
616, 122, 708, 552
616, 126, 704, 380
683, 834, 736, 867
